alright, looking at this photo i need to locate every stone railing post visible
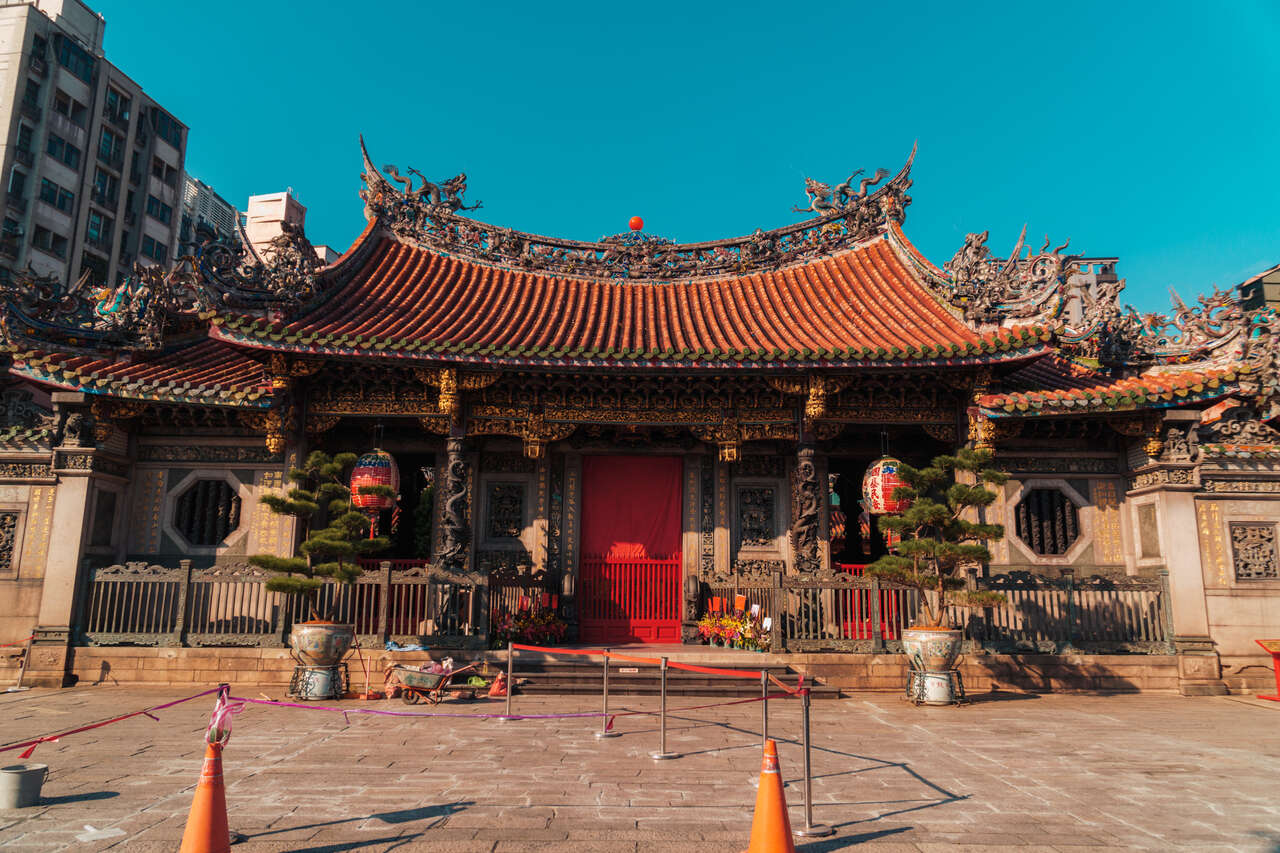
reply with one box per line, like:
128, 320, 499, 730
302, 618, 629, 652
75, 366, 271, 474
770, 570, 784, 653
1158, 569, 1175, 654
869, 576, 884, 653
377, 560, 392, 644
169, 559, 192, 647
1062, 568, 1076, 650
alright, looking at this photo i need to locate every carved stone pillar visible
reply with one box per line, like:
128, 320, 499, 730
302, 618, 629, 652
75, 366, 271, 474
26, 393, 96, 686
792, 442, 820, 574
436, 433, 470, 573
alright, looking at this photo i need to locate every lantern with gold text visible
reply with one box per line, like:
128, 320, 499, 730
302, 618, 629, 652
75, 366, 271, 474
350, 449, 400, 536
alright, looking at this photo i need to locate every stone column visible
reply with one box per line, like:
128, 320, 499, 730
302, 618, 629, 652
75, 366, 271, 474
792, 441, 821, 574
1161, 487, 1228, 695
26, 393, 95, 687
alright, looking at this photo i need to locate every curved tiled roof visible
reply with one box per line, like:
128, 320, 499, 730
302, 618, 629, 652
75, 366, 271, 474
980, 355, 1241, 416
6, 339, 271, 407
212, 231, 1051, 369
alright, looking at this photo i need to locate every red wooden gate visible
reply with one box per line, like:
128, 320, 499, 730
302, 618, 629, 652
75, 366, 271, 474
579, 554, 681, 643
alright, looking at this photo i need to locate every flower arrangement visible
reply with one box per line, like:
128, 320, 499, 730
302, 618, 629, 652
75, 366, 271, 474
490, 607, 568, 649
696, 610, 770, 651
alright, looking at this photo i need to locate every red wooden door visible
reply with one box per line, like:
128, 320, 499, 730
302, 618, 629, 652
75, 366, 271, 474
579, 456, 682, 644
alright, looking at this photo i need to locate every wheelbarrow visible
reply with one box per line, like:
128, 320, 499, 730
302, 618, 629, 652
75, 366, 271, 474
386, 663, 482, 705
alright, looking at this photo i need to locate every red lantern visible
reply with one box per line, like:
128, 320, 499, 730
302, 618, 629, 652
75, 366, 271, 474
350, 448, 400, 534
862, 457, 911, 514
628, 215, 644, 231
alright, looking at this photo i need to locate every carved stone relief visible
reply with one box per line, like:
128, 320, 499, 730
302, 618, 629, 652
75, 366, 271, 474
1230, 522, 1279, 580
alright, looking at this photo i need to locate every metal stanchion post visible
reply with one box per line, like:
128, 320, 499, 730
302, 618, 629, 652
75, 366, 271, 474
794, 687, 833, 837
503, 641, 514, 721
760, 669, 769, 751
596, 648, 619, 739
649, 656, 678, 760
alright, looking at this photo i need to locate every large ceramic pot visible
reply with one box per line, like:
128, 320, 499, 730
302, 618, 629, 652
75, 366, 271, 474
289, 622, 355, 667
901, 627, 963, 672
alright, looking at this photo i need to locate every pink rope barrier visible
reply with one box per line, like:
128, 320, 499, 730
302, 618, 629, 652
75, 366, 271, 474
0, 686, 226, 758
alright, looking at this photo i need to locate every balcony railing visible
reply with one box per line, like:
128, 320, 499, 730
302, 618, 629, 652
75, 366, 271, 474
96, 147, 123, 170
28, 53, 46, 76
0, 235, 19, 260
102, 108, 129, 132
5, 195, 27, 214
86, 234, 112, 255
13, 147, 33, 168
90, 188, 117, 207
19, 98, 41, 123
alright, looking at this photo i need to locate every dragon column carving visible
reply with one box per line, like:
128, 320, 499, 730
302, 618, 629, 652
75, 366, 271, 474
437, 436, 470, 570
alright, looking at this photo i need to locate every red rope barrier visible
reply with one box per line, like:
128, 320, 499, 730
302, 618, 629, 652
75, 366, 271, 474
510, 644, 607, 657
602, 651, 664, 666
509, 642, 768, 680
0, 634, 33, 649
0, 686, 226, 758
666, 661, 762, 679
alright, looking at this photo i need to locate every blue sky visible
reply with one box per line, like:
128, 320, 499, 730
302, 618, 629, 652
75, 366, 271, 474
94, 0, 1279, 311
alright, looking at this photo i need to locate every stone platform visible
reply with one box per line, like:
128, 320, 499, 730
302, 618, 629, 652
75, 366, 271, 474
0, 687, 1277, 851
3, 644, 1186, 694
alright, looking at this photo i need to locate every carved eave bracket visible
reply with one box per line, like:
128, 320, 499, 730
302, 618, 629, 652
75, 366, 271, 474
89, 398, 147, 442
765, 374, 852, 426
416, 368, 501, 424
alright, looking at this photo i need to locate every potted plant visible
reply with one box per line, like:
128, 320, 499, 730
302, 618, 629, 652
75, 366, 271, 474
865, 448, 1008, 704
249, 451, 390, 686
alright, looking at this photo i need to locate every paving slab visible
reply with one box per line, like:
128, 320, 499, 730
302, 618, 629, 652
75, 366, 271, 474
0, 687, 1276, 850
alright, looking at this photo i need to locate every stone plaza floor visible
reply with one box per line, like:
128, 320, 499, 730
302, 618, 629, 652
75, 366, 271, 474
0, 685, 1277, 852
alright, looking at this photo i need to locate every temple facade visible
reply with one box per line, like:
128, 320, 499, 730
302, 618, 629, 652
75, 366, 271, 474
1, 141, 1277, 693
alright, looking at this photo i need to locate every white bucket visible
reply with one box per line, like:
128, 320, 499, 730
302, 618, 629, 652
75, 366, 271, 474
0, 763, 47, 808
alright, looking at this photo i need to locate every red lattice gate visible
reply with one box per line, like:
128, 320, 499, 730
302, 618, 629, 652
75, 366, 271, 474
579, 555, 681, 644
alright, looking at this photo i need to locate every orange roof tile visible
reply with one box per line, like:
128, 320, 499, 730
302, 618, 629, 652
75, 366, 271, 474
213, 231, 1051, 368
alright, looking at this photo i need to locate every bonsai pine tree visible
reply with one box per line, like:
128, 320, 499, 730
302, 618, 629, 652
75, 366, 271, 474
249, 450, 391, 620
865, 448, 1009, 628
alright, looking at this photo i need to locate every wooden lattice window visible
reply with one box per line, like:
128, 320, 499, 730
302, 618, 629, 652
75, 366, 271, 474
738, 486, 776, 548
172, 479, 241, 547
1230, 522, 1279, 580
486, 483, 524, 540
1015, 488, 1079, 556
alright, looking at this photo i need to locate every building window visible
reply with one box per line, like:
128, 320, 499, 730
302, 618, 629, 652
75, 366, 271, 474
141, 233, 167, 262
1015, 488, 1080, 556
8, 168, 26, 196
16, 123, 33, 154
150, 109, 183, 149
151, 156, 178, 188
103, 87, 130, 125
92, 168, 119, 206
45, 133, 81, 169
97, 128, 122, 165
80, 251, 108, 287
31, 225, 67, 258
22, 79, 41, 110
53, 90, 86, 127
173, 479, 241, 547
55, 35, 94, 82
86, 209, 112, 247
1230, 522, 1279, 581
145, 194, 172, 225
38, 177, 74, 213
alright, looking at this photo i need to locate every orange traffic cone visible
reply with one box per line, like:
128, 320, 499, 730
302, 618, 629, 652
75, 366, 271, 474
743, 739, 795, 853
178, 742, 231, 853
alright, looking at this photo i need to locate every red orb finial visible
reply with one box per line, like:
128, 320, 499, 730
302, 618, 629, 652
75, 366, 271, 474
629, 216, 644, 231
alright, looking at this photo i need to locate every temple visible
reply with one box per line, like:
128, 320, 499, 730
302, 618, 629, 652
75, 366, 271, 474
1, 140, 1277, 694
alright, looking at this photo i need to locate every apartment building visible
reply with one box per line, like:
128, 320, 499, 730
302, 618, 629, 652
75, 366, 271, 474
179, 174, 237, 252
0, 0, 186, 289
